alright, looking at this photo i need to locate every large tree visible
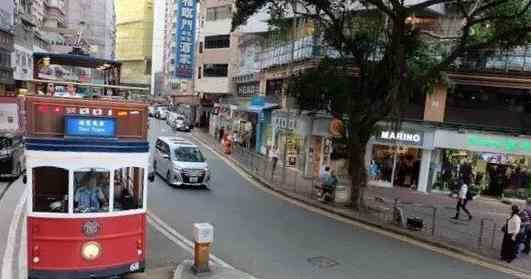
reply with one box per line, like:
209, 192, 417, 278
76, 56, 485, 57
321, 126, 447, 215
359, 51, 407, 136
232, 0, 531, 209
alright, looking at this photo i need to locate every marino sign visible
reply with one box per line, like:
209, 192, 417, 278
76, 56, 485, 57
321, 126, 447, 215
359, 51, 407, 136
467, 135, 531, 155
378, 130, 424, 146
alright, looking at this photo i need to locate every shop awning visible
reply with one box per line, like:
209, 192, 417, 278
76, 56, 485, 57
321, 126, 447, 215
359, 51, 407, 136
237, 103, 280, 113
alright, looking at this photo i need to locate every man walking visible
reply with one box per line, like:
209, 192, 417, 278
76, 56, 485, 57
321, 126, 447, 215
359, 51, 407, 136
452, 180, 472, 221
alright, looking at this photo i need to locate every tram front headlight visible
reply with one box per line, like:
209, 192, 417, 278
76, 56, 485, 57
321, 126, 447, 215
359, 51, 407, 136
81, 241, 102, 261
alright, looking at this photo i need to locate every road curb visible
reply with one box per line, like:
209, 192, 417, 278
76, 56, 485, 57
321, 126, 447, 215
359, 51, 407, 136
192, 132, 531, 278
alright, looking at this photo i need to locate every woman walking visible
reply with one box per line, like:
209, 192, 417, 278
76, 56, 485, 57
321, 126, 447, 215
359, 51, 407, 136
500, 205, 522, 263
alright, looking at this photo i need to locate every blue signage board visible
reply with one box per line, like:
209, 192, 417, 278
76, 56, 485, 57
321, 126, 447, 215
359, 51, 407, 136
175, 0, 197, 79
65, 116, 117, 138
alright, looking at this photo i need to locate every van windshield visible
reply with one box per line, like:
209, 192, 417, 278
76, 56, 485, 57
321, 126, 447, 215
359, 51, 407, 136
174, 147, 205, 162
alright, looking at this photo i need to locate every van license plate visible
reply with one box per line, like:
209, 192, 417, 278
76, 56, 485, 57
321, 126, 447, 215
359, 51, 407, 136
190, 177, 198, 183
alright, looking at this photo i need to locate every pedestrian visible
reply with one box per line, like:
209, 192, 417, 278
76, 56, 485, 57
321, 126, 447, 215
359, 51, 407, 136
501, 205, 522, 263
318, 166, 332, 199
320, 170, 338, 202
368, 160, 380, 181
233, 131, 240, 146
270, 146, 280, 175
521, 199, 531, 254
219, 127, 225, 143
223, 134, 232, 155
451, 180, 473, 221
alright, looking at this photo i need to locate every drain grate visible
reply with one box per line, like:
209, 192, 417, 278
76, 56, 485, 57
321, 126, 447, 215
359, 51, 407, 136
307, 256, 339, 269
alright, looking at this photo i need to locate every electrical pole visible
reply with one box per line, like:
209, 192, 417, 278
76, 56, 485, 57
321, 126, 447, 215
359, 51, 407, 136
281, 1, 297, 185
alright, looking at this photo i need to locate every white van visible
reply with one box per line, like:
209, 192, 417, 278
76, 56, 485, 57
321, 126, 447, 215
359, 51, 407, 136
153, 137, 209, 187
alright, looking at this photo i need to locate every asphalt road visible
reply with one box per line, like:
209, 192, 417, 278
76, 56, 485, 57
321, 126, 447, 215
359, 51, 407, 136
146, 119, 515, 279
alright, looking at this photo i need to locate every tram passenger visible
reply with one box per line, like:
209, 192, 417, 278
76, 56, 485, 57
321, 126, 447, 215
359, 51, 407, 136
75, 174, 108, 213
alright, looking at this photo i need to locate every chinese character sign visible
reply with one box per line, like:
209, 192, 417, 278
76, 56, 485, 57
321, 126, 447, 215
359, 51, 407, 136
175, 0, 197, 79
65, 116, 117, 138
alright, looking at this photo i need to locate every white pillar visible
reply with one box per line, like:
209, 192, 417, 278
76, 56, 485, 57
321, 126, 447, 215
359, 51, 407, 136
417, 149, 432, 192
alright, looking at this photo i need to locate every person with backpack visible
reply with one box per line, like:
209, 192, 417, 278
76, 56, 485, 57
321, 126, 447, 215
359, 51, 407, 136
451, 180, 473, 221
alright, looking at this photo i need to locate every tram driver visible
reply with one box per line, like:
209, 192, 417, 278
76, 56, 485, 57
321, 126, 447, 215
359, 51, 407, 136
75, 173, 108, 213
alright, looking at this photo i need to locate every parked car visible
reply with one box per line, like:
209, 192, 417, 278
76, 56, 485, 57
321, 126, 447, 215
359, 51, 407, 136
174, 115, 191, 132
166, 111, 180, 128
148, 106, 155, 117
0, 133, 25, 179
153, 137, 209, 187
154, 106, 169, 119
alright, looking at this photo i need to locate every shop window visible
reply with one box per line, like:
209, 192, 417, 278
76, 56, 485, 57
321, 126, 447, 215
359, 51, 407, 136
446, 85, 531, 130
203, 64, 228, 77
113, 167, 144, 211
73, 169, 110, 213
204, 35, 230, 49
199, 42, 203, 53
32, 167, 69, 213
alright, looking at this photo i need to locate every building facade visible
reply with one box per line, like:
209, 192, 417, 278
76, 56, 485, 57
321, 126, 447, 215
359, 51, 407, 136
64, 0, 116, 59
115, 0, 153, 86
0, 0, 15, 96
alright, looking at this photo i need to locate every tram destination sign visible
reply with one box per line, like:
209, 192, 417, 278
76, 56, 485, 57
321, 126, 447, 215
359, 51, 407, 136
65, 115, 116, 138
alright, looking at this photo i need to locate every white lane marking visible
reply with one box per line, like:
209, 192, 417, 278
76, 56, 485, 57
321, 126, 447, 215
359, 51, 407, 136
190, 134, 531, 279
18, 212, 27, 279
147, 211, 233, 269
1, 188, 28, 279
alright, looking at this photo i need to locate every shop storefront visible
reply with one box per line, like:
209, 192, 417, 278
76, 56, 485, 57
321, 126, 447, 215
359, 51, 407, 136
229, 96, 279, 154
367, 124, 435, 192
272, 111, 304, 170
430, 130, 531, 198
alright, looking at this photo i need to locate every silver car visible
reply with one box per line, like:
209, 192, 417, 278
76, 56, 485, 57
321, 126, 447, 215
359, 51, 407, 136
0, 133, 25, 179
153, 137, 209, 187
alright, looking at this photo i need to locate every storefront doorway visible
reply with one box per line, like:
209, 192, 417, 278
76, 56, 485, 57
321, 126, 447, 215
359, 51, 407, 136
372, 144, 422, 188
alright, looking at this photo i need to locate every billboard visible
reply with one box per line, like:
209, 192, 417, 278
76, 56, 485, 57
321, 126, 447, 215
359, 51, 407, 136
0, 0, 14, 32
175, 0, 197, 80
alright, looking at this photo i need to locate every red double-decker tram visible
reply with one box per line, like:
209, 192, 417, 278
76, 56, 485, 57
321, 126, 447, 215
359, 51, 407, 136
22, 95, 152, 279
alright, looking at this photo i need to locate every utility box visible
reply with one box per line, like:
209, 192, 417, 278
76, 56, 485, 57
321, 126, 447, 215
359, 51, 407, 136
193, 223, 214, 244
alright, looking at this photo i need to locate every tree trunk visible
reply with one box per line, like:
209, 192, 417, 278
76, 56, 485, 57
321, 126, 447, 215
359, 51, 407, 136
349, 133, 369, 211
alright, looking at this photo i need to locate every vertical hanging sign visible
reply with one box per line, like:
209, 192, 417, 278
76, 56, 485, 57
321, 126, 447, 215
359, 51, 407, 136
175, 0, 197, 79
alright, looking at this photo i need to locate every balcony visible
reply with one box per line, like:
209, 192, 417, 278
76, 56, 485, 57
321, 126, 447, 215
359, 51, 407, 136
256, 36, 339, 70
450, 45, 531, 73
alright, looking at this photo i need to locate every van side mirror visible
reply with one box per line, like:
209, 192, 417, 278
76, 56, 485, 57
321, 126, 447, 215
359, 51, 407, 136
22, 174, 27, 184
148, 172, 155, 182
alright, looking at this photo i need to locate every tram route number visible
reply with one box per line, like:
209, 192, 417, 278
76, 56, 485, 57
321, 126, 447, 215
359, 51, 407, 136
130, 262, 140, 272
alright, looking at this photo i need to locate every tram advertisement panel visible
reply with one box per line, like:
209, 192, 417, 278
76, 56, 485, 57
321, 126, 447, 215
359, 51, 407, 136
21, 96, 148, 139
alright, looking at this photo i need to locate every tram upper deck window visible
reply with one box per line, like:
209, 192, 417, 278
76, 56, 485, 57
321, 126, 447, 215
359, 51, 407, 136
33, 167, 69, 213
113, 167, 144, 211
74, 169, 110, 213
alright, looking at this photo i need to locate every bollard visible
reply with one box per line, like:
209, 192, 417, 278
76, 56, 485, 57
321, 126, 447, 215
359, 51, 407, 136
192, 223, 214, 274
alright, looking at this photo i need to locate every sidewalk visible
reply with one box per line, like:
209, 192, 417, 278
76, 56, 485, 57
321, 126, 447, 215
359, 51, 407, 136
192, 129, 531, 274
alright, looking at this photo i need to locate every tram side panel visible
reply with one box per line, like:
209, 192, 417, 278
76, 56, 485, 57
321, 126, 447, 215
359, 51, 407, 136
28, 214, 146, 274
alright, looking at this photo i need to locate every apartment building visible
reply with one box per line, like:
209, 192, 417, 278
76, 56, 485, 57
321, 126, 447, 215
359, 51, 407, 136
64, 0, 116, 59
0, 0, 15, 96
115, 0, 153, 86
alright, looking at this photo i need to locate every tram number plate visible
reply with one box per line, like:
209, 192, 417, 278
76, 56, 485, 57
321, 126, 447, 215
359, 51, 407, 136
130, 262, 140, 272
189, 177, 198, 183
